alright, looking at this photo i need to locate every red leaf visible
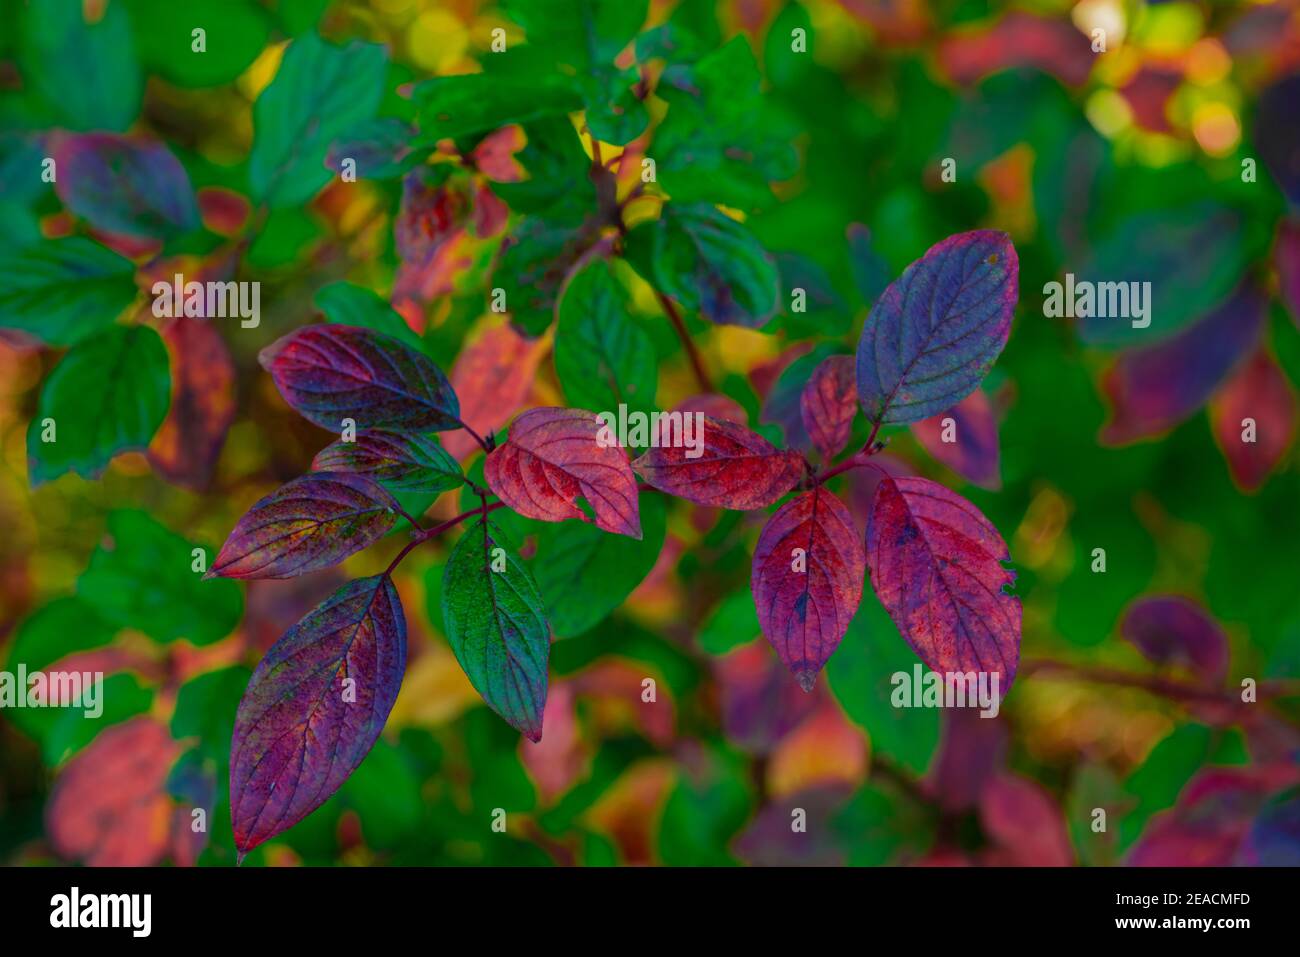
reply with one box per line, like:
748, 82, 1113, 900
979, 771, 1073, 866
910, 388, 1002, 490
751, 488, 865, 690
937, 12, 1094, 87
1210, 349, 1297, 492
1129, 765, 1300, 867
442, 321, 547, 459
865, 476, 1021, 690
799, 355, 857, 459
211, 473, 401, 579
393, 172, 471, 304
147, 316, 236, 490
632, 415, 806, 510
258, 324, 461, 433
46, 718, 180, 866
1120, 595, 1229, 684
485, 407, 641, 538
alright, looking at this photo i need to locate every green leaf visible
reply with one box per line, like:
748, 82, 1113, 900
624, 202, 779, 328
413, 73, 581, 142
19, 0, 142, 132
314, 280, 426, 352
554, 258, 656, 414
825, 586, 940, 775
496, 214, 597, 336
658, 742, 751, 866
22, 674, 154, 767
653, 36, 798, 210
581, 66, 649, 145
171, 666, 251, 764
26, 325, 170, 484
77, 511, 244, 646
313, 430, 464, 495
698, 590, 760, 655
505, 0, 647, 67
1076, 202, 1250, 348
764, 2, 814, 89
635, 0, 719, 63
123, 0, 270, 88
532, 492, 666, 636
489, 117, 595, 216
249, 34, 388, 208
442, 520, 551, 741
0, 238, 138, 346
4, 596, 116, 674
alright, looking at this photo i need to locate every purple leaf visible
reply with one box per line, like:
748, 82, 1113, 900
856, 230, 1018, 426
1278, 219, 1300, 329
485, 407, 641, 538
53, 133, 199, 239
312, 429, 464, 494
910, 388, 1002, 490
979, 771, 1073, 866
259, 324, 461, 433
866, 475, 1021, 691
1120, 595, 1229, 684
1256, 72, 1300, 206
1129, 766, 1300, 867
1240, 788, 1300, 866
1100, 282, 1266, 445
800, 355, 857, 459
231, 575, 406, 857
632, 415, 806, 510
211, 473, 400, 580
926, 708, 1008, 812
751, 488, 865, 691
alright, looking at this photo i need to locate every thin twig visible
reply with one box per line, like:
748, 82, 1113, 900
1021, 659, 1300, 708
657, 292, 713, 393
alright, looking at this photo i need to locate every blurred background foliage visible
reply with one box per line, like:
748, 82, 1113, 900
2, 0, 1300, 866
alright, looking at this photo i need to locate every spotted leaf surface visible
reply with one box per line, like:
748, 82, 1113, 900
258, 324, 460, 433
211, 473, 400, 579
632, 415, 805, 510
230, 575, 406, 856
485, 407, 641, 538
856, 230, 1017, 425
751, 488, 865, 691
865, 476, 1020, 690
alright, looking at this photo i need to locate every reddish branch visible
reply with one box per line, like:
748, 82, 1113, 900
1021, 659, 1300, 709
658, 292, 714, 393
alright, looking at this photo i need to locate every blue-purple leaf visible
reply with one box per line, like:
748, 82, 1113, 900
856, 230, 1018, 425
230, 574, 406, 857
259, 324, 460, 433
211, 473, 401, 579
